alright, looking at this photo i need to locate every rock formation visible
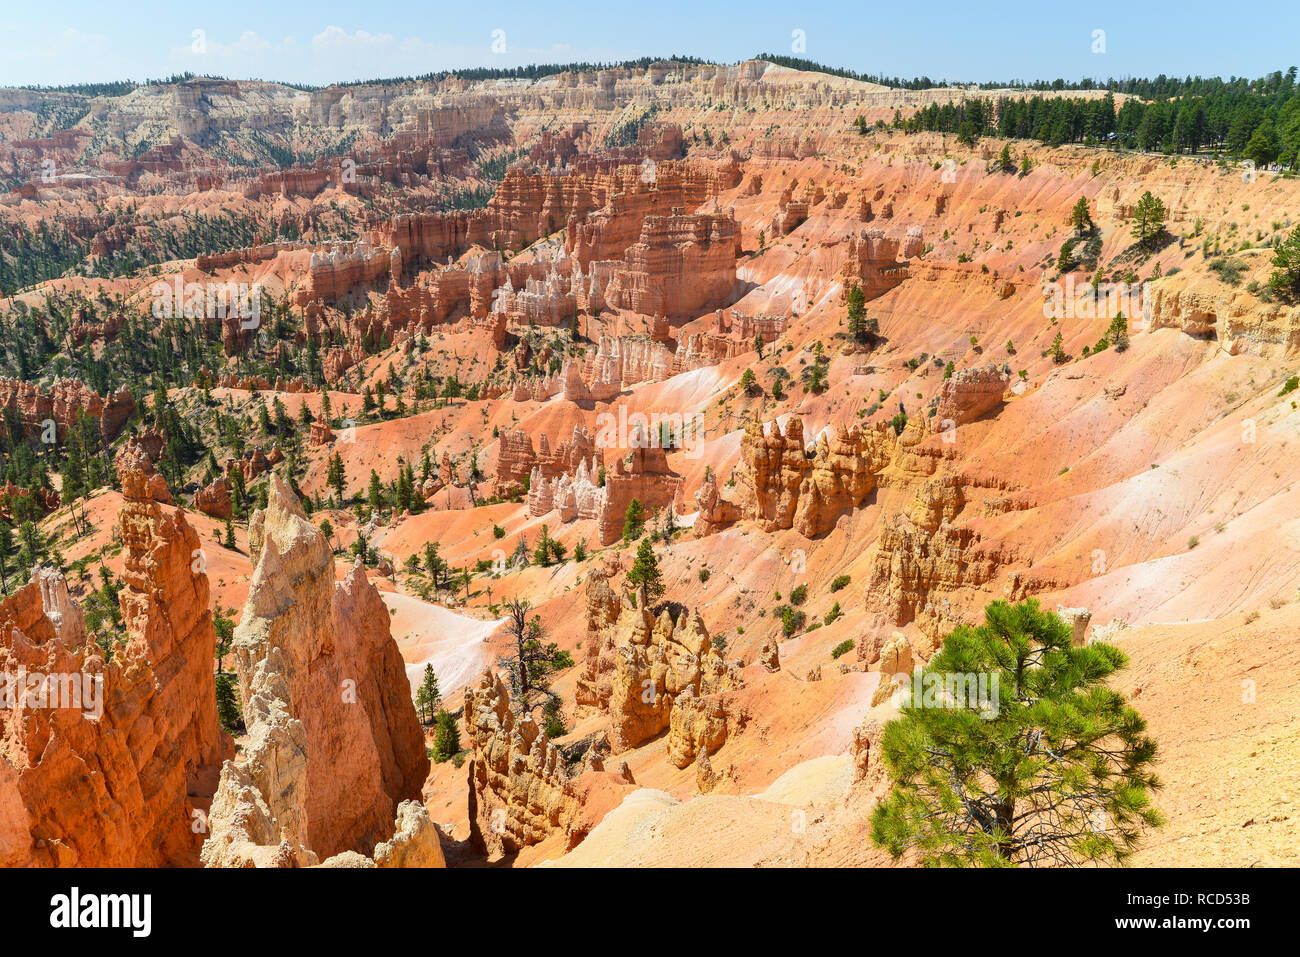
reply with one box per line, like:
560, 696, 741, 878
528, 444, 682, 545
869, 632, 915, 707
497, 425, 598, 496
722, 415, 895, 538
0, 377, 134, 443
113, 430, 173, 504
464, 669, 580, 857
193, 477, 233, 519
933, 364, 1009, 430
201, 475, 431, 866
1057, 606, 1093, 646
0, 466, 230, 866
576, 569, 741, 758
839, 228, 916, 300
692, 471, 742, 536
603, 210, 740, 317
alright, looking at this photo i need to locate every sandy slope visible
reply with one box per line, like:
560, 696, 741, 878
386, 592, 503, 705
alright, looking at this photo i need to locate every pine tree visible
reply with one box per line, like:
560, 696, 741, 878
870, 599, 1163, 867
623, 498, 646, 541
1069, 196, 1094, 233
1108, 312, 1130, 352
215, 672, 244, 734
846, 283, 870, 342
542, 697, 567, 738
327, 451, 345, 500
1050, 331, 1068, 364
432, 709, 461, 762
1130, 190, 1167, 251
1268, 224, 1300, 298
498, 597, 572, 712
626, 537, 665, 603
0, 522, 14, 592
415, 663, 440, 725
424, 541, 444, 588
533, 524, 554, 566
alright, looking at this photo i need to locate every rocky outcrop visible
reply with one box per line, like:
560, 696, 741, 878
371, 800, 447, 868
867, 516, 1003, 645
578, 568, 742, 755
666, 686, 728, 769
113, 431, 172, 504
692, 471, 742, 537
603, 211, 739, 318
733, 415, 810, 532
225, 445, 281, 483
201, 476, 429, 867
309, 420, 334, 446
850, 719, 889, 789
0, 377, 134, 443
0, 468, 231, 867
839, 228, 915, 300
597, 447, 683, 545
933, 365, 1009, 430
193, 477, 232, 519
1144, 270, 1300, 352
1057, 606, 1093, 646
794, 421, 895, 536
574, 560, 623, 712
497, 425, 598, 495
528, 445, 682, 546
464, 669, 580, 857
725, 415, 895, 538
869, 632, 914, 707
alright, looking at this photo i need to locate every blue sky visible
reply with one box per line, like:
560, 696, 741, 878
2, 1, 1296, 88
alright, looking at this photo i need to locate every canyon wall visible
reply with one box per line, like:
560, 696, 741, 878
0, 467, 230, 867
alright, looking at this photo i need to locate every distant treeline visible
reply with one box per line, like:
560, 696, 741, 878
896, 80, 1300, 168
325, 55, 709, 89
756, 54, 1300, 100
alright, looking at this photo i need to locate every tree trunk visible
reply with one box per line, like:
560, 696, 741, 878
995, 801, 1016, 862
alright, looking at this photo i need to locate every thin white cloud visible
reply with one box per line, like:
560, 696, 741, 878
159, 26, 627, 85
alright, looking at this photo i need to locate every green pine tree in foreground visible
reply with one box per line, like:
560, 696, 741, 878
432, 709, 461, 763
870, 599, 1163, 867
626, 537, 665, 604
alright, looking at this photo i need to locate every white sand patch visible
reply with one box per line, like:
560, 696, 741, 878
384, 592, 503, 700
